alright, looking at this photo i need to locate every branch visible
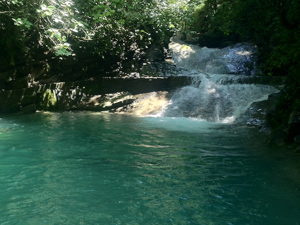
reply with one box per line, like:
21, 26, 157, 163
0, 11, 13, 14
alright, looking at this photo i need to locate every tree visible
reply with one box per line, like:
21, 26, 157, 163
0, 0, 188, 69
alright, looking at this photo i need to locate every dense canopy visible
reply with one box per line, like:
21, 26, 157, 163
0, 0, 189, 67
0, 0, 298, 79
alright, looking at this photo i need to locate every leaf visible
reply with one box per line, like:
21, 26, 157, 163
56, 49, 65, 55
47, 6, 56, 11
53, 33, 62, 41
25, 20, 33, 26
41, 4, 47, 10
79, 21, 89, 27
44, 11, 52, 16
56, 48, 72, 56
97, 18, 104, 23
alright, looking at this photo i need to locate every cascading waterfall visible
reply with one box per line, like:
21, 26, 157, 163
169, 37, 257, 75
160, 38, 279, 123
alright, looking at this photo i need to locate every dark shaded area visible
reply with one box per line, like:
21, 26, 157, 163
0, 76, 188, 114
185, 0, 300, 150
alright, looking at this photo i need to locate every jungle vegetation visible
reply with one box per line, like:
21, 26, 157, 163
0, 0, 190, 73
0, 0, 299, 83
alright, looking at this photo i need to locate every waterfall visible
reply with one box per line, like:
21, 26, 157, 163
169, 38, 256, 75
160, 39, 279, 123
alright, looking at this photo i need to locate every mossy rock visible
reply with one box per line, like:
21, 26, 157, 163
42, 89, 57, 110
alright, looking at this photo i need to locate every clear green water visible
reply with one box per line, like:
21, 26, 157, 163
1, 112, 300, 225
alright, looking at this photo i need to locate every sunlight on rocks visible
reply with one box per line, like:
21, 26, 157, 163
126, 92, 170, 116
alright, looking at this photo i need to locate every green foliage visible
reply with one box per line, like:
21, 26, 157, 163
1, 0, 189, 71
12, 18, 32, 28
192, 0, 300, 76
1, 0, 298, 78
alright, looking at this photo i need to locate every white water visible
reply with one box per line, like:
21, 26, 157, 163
169, 38, 256, 75
159, 39, 279, 123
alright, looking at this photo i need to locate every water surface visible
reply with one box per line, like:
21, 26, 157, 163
0, 112, 300, 225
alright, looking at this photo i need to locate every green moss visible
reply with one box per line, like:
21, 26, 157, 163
42, 89, 57, 109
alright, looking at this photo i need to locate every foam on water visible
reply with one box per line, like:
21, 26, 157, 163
159, 40, 279, 123
142, 116, 218, 133
160, 74, 278, 123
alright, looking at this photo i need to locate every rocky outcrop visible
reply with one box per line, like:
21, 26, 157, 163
236, 92, 281, 127
247, 88, 300, 151
114, 91, 172, 116
0, 76, 188, 114
266, 107, 300, 149
235, 88, 300, 151
0, 39, 174, 115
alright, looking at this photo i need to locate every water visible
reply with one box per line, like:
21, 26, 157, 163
150, 38, 279, 123
1, 112, 300, 225
169, 38, 256, 75
161, 74, 278, 122
0, 39, 293, 224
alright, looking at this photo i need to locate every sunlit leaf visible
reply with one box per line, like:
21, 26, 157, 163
47, 6, 56, 11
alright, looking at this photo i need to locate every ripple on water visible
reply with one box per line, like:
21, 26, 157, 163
0, 113, 300, 224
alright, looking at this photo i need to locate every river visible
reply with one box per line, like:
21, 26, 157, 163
0, 40, 300, 224
1, 112, 300, 224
